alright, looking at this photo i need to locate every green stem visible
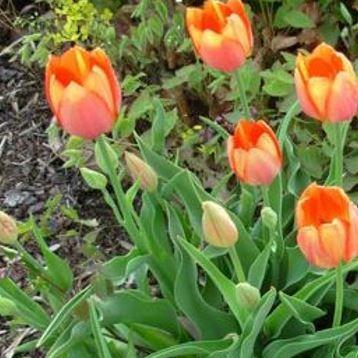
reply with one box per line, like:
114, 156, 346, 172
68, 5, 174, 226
333, 262, 343, 327
228, 246, 246, 283
235, 69, 250, 118
334, 124, 344, 187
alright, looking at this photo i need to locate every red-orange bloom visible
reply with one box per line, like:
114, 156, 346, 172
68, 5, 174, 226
227, 120, 282, 185
45, 46, 121, 139
295, 43, 358, 123
296, 183, 358, 269
186, 0, 253, 72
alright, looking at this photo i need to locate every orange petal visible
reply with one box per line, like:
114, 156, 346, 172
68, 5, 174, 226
327, 72, 358, 122
57, 82, 115, 139
83, 65, 115, 114
49, 75, 65, 115
186, 7, 203, 30
227, 136, 235, 171
294, 68, 320, 119
223, 14, 251, 56
346, 203, 358, 261
297, 226, 335, 269
199, 29, 246, 72
232, 148, 248, 180
90, 48, 121, 113
245, 148, 281, 185
318, 219, 346, 267
306, 77, 332, 119
227, 0, 252, 43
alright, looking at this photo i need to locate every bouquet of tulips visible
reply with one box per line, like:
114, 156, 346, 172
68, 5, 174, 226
1, 0, 357, 357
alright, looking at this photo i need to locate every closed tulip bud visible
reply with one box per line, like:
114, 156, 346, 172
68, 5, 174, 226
0, 211, 18, 245
186, 0, 253, 72
295, 43, 358, 123
227, 120, 283, 186
235, 282, 260, 310
202, 201, 238, 248
45, 46, 121, 139
124, 152, 158, 192
261, 206, 278, 230
296, 183, 358, 269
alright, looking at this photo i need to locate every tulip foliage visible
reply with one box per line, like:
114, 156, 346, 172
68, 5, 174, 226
1, 0, 358, 357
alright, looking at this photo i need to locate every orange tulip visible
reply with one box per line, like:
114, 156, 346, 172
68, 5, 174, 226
296, 183, 358, 269
295, 43, 358, 123
227, 120, 282, 185
45, 46, 121, 139
186, 0, 253, 72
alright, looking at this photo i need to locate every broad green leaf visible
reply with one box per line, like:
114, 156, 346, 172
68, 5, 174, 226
151, 98, 166, 154
37, 286, 92, 347
146, 337, 236, 358
284, 10, 314, 28
94, 137, 119, 174
263, 318, 358, 358
240, 288, 276, 357
248, 242, 271, 289
283, 247, 309, 289
264, 260, 358, 338
174, 240, 238, 339
99, 290, 180, 337
89, 299, 112, 358
176, 237, 247, 328
279, 292, 326, 326
0, 278, 50, 331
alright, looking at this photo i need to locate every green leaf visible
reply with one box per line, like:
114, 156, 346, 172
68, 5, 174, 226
279, 291, 326, 327
174, 239, 238, 339
284, 10, 314, 28
32, 221, 73, 292
264, 260, 358, 338
283, 247, 309, 289
37, 286, 92, 347
151, 98, 166, 154
176, 237, 247, 328
94, 138, 119, 174
240, 288, 276, 357
146, 337, 236, 358
263, 318, 358, 358
80, 168, 108, 190
248, 242, 271, 289
0, 278, 50, 331
99, 290, 180, 337
89, 299, 112, 358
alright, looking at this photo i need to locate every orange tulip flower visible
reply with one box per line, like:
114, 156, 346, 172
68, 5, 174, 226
45, 46, 121, 139
295, 43, 358, 123
296, 183, 358, 269
227, 120, 282, 186
186, 0, 253, 72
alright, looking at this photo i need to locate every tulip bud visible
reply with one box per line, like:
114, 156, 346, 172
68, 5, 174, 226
124, 152, 158, 192
261, 206, 278, 230
202, 201, 238, 248
235, 282, 261, 310
0, 211, 18, 245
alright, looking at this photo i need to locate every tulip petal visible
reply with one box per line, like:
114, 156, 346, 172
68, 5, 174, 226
84, 65, 115, 114
232, 148, 248, 180
223, 14, 251, 56
90, 48, 121, 112
346, 203, 358, 261
58, 82, 114, 139
227, 0, 252, 43
227, 136, 235, 171
245, 148, 280, 185
256, 132, 281, 160
297, 226, 335, 268
49, 75, 65, 114
307, 77, 332, 119
294, 68, 320, 119
319, 219, 346, 267
327, 72, 358, 122
199, 29, 246, 72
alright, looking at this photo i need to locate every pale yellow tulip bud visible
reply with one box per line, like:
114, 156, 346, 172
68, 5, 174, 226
202, 201, 238, 248
0, 211, 18, 245
235, 282, 261, 310
124, 152, 158, 192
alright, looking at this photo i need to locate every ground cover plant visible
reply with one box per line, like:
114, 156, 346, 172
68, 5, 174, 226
0, 0, 357, 357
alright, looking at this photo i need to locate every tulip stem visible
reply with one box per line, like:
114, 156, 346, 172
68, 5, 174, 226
333, 262, 344, 327
333, 122, 348, 187
235, 69, 250, 118
228, 246, 246, 283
